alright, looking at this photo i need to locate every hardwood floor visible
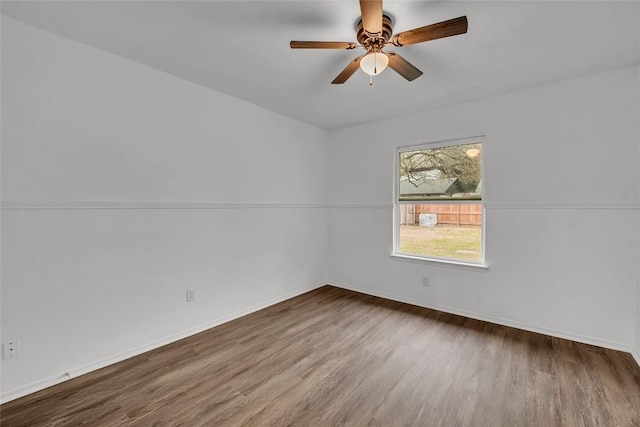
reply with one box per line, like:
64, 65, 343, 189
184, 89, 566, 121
2, 285, 640, 426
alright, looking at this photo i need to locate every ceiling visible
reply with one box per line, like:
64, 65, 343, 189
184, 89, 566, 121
2, 1, 639, 130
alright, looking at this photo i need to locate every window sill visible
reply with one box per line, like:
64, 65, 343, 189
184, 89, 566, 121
389, 253, 488, 271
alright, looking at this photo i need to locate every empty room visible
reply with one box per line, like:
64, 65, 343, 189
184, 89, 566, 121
1, 0, 640, 425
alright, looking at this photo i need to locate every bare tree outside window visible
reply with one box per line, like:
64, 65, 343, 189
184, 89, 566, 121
399, 142, 482, 201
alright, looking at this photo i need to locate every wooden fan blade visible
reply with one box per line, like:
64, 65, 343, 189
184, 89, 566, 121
359, 0, 383, 35
290, 41, 357, 49
386, 52, 423, 81
391, 16, 468, 47
331, 57, 363, 84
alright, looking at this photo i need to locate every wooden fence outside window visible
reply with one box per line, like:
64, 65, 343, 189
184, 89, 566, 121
399, 204, 482, 226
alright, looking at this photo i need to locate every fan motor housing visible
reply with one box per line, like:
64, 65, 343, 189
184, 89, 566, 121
356, 13, 393, 48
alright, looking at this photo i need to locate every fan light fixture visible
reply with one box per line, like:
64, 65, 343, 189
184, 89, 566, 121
290, 0, 468, 85
360, 52, 388, 76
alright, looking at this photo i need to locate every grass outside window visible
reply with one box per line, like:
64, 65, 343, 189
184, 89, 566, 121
399, 224, 482, 263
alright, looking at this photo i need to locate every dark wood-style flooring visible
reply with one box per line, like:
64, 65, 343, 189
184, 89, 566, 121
2, 285, 640, 426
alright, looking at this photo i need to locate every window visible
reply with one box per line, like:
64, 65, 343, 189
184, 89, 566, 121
393, 136, 485, 266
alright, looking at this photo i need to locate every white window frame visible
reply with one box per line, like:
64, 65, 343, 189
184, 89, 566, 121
391, 135, 487, 270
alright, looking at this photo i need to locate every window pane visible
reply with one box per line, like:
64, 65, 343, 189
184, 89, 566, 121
399, 142, 482, 201
398, 203, 483, 262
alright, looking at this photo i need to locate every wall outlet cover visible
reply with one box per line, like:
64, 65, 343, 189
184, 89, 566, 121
3, 341, 19, 359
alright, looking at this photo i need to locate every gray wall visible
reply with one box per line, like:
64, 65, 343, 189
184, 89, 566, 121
327, 65, 640, 355
2, 14, 640, 403
1, 16, 329, 401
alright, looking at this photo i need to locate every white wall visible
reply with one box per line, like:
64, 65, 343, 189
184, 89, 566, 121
0, 16, 328, 401
2, 13, 640, 405
327, 65, 640, 352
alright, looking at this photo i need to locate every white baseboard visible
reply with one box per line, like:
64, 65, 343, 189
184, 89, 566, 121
330, 282, 638, 358
0, 283, 325, 404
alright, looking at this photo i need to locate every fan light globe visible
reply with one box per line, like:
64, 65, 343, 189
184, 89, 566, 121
360, 52, 389, 76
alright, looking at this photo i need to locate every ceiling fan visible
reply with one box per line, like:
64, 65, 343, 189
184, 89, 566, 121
290, 0, 468, 85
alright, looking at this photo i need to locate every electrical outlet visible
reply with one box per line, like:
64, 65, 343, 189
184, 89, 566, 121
186, 288, 195, 302
3, 340, 19, 359
422, 277, 430, 287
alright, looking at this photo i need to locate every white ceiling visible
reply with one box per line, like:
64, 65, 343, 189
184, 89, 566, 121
2, 1, 639, 130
